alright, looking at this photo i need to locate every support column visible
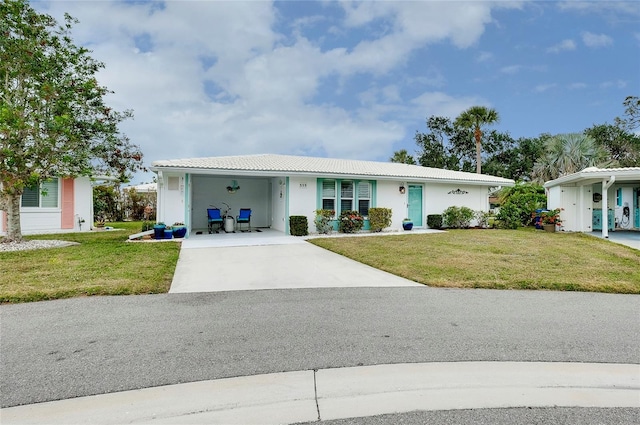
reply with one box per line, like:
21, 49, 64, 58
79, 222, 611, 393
602, 176, 616, 239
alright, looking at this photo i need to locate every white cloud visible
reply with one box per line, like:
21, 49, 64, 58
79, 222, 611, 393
500, 65, 523, 75
31, 0, 521, 182
600, 80, 627, 89
568, 82, 587, 90
581, 32, 613, 48
547, 39, 576, 53
534, 83, 557, 93
476, 51, 494, 63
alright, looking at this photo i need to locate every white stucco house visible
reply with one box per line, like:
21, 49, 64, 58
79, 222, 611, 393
544, 167, 640, 238
1, 176, 93, 236
150, 154, 514, 236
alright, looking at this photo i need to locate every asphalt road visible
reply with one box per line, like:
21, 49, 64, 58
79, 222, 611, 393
2, 286, 639, 411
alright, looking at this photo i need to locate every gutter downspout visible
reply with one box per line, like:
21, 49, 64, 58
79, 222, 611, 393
602, 176, 615, 239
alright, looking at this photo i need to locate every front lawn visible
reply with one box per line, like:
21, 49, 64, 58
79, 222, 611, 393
0, 222, 180, 303
309, 229, 640, 294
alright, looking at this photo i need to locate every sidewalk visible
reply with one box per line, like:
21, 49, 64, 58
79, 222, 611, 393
3, 362, 639, 424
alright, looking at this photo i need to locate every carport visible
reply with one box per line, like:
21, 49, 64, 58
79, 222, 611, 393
189, 174, 278, 233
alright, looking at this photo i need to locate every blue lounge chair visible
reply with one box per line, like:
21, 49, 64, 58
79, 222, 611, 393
236, 208, 251, 232
207, 208, 223, 234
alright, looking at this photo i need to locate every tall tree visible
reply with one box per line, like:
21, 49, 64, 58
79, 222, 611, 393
1, 0, 143, 242
389, 149, 416, 165
532, 133, 617, 183
454, 106, 500, 174
614, 95, 640, 132
585, 123, 640, 167
483, 134, 548, 181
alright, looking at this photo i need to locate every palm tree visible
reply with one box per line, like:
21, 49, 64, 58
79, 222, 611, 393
532, 133, 618, 183
390, 149, 416, 165
454, 106, 500, 174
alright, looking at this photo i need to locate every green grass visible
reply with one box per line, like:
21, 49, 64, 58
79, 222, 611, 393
0, 222, 180, 303
309, 228, 640, 294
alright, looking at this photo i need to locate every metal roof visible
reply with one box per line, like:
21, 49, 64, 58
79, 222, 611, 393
151, 154, 515, 186
544, 167, 640, 187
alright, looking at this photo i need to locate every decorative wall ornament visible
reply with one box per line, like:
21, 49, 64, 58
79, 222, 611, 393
448, 188, 469, 195
226, 180, 240, 193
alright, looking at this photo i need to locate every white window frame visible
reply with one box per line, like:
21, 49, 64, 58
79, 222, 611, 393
340, 181, 354, 212
357, 181, 371, 217
321, 180, 336, 212
21, 178, 59, 209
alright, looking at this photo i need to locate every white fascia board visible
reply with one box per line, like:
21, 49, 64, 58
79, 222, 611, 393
149, 166, 513, 186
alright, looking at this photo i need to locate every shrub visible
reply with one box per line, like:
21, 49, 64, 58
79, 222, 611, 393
497, 182, 546, 227
426, 214, 443, 229
141, 221, 154, 232
289, 215, 309, 236
495, 203, 521, 229
368, 208, 392, 232
474, 211, 492, 229
339, 210, 364, 233
314, 209, 335, 234
442, 206, 474, 229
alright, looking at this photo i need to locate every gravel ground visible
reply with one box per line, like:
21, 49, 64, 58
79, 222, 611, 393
0, 240, 79, 252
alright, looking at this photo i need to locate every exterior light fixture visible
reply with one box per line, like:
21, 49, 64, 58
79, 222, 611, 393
399, 185, 406, 194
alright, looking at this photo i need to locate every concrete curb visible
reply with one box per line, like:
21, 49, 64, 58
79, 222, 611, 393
3, 362, 639, 424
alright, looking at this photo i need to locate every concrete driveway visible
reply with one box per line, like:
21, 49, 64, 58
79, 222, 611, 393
169, 229, 421, 293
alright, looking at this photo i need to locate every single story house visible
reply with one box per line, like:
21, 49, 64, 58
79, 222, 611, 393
1, 176, 93, 236
150, 154, 515, 236
544, 167, 640, 238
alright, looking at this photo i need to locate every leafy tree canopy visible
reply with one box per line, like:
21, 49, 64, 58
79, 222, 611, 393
389, 149, 416, 165
1, 0, 144, 241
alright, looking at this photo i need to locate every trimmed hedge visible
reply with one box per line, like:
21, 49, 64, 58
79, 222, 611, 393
289, 215, 309, 236
368, 207, 392, 232
426, 214, 442, 229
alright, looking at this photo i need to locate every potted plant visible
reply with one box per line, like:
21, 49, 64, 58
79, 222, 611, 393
172, 222, 187, 238
402, 218, 413, 231
153, 222, 166, 239
540, 208, 562, 232
163, 225, 173, 239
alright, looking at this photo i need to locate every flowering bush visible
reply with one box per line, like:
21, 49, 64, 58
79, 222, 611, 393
339, 210, 364, 233
314, 209, 335, 234
540, 208, 563, 225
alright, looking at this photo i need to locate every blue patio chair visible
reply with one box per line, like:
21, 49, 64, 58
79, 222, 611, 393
207, 208, 223, 234
236, 208, 251, 232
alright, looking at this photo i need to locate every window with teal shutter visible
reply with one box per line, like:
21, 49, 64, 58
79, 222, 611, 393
340, 181, 353, 211
357, 182, 370, 216
322, 180, 336, 211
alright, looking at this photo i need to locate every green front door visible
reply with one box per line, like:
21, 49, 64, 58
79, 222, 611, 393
408, 185, 423, 227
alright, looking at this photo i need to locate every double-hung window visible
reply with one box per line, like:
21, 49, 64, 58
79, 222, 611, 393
357, 182, 371, 217
21, 178, 59, 208
340, 181, 354, 211
322, 180, 336, 211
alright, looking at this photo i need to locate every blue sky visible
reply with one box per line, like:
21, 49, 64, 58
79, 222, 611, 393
35, 1, 640, 183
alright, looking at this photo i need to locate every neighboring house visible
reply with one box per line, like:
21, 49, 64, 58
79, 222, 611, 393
0, 176, 93, 236
544, 167, 640, 238
150, 154, 515, 236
